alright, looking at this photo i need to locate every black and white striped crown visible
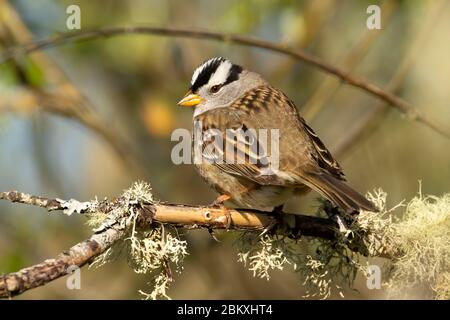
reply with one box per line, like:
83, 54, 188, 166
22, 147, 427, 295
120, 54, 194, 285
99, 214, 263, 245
190, 57, 243, 93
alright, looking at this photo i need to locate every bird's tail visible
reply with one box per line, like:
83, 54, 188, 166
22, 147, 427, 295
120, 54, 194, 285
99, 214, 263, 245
303, 172, 377, 213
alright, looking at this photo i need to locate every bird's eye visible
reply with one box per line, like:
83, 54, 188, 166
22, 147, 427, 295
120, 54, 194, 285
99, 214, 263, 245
210, 84, 222, 93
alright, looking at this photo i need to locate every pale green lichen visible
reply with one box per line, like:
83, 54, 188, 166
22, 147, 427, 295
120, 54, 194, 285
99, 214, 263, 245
236, 232, 364, 299
127, 216, 188, 273
237, 185, 450, 300
383, 187, 450, 299
85, 209, 108, 230
139, 273, 172, 300
87, 181, 188, 300
237, 234, 292, 280
434, 272, 450, 300
123, 181, 154, 205
128, 223, 188, 300
298, 240, 364, 299
89, 242, 127, 269
351, 185, 450, 299
348, 188, 403, 257
300, 255, 338, 299
85, 181, 450, 299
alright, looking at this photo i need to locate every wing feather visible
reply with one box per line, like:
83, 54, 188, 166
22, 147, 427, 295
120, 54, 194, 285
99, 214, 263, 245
200, 123, 282, 185
195, 85, 345, 186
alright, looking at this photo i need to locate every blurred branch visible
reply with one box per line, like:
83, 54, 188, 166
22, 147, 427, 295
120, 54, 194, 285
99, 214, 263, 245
0, 1, 146, 176
301, 0, 396, 121
0, 187, 398, 298
1, 26, 449, 139
0, 190, 62, 210
334, 0, 448, 157
0, 221, 126, 298
31, 90, 146, 175
0, 89, 146, 176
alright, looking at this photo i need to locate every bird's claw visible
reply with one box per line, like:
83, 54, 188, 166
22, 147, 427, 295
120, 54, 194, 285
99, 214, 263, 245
208, 228, 222, 242
225, 208, 232, 230
210, 194, 231, 207
209, 195, 232, 230
260, 205, 284, 236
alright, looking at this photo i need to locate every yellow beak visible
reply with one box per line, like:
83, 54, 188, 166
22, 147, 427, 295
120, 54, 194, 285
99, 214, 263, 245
177, 92, 203, 107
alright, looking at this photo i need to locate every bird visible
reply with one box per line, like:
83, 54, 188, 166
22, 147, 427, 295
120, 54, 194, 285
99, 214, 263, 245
177, 57, 377, 214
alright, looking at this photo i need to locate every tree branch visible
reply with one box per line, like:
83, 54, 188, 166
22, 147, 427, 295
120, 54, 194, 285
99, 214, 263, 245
2, 187, 396, 298
1, 26, 449, 139
0, 226, 125, 298
334, 0, 449, 157
0, 1, 146, 176
301, 0, 396, 121
0, 190, 337, 239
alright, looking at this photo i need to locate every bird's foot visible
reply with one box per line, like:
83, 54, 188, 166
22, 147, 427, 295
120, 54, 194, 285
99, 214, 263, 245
207, 227, 221, 242
209, 194, 232, 230
321, 199, 354, 239
210, 194, 231, 207
272, 204, 284, 215
260, 204, 284, 237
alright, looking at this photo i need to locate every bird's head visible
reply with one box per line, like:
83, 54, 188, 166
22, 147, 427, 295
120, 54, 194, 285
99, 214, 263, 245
178, 57, 264, 117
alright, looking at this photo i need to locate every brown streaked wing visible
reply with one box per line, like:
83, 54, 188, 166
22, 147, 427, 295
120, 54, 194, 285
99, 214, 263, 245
231, 85, 346, 181
298, 113, 345, 180
195, 85, 345, 185
195, 107, 284, 185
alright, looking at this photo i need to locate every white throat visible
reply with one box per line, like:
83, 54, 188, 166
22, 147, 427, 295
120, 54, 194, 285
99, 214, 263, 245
193, 102, 228, 118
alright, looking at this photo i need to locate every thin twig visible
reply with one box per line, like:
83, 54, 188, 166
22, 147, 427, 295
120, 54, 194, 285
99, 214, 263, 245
30, 90, 147, 175
301, 0, 396, 121
334, 0, 449, 157
0, 190, 61, 210
0, 2, 145, 176
0, 26, 448, 138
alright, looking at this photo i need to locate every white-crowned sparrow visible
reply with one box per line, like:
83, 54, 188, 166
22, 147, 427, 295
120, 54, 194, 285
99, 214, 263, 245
178, 57, 376, 213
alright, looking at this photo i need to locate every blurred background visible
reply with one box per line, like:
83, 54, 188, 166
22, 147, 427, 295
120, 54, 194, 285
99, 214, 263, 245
0, 0, 449, 299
